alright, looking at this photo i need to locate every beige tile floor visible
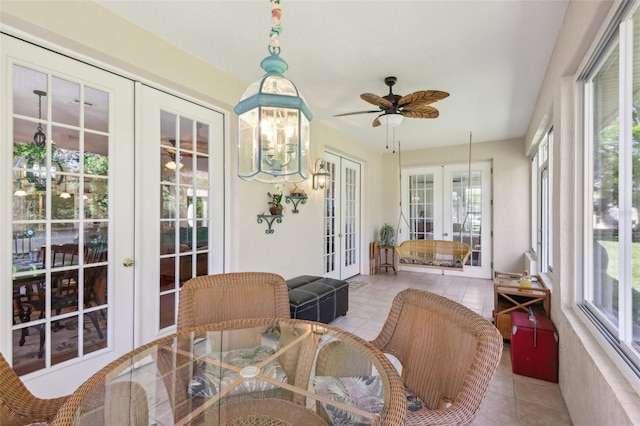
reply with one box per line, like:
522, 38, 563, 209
332, 271, 572, 426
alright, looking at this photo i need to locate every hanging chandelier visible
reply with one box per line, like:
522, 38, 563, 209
234, 0, 312, 183
14, 90, 63, 194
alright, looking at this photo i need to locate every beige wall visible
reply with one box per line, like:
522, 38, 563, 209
525, 0, 640, 424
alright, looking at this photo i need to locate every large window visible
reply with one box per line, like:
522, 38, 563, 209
581, 1, 640, 372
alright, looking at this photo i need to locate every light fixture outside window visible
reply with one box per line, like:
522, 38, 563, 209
234, 0, 312, 183
312, 159, 330, 190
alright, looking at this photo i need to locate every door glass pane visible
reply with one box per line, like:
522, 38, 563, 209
11, 64, 109, 375
51, 77, 80, 127
344, 166, 357, 267
158, 111, 210, 331
409, 173, 434, 240
450, 171, 482, 266
323, 160, 337, 274
84, 87, 109, 133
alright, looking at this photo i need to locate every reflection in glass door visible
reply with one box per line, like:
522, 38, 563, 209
5, 34, 135, 391
447, 170, 483, 267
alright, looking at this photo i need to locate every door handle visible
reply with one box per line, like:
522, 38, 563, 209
122, 258, 135, 267
443, 232, 449, 237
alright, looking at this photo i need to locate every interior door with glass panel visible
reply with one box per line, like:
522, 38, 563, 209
323, 152, 361, 280
401, 162, 492, 278
136, 85, 224, 344
3, 35, 134, 394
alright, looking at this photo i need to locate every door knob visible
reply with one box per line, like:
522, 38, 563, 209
443, 232, 449, 237
122, 258, 135, 267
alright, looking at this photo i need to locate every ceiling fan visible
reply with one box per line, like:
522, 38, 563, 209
334, 76, 449, 127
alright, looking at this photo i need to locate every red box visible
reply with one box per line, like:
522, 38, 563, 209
510, 311, 558, 382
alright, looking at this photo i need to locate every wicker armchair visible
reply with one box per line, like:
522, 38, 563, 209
316, 289, 503, 426
0, 352, 68, 425
177, 272, 290, 330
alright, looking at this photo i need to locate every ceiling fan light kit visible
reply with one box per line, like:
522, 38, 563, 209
234, 0, 312, 184
377, 113, 403, 128
335, 76, 449, 139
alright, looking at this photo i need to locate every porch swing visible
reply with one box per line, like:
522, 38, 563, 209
394, 133, 473, 271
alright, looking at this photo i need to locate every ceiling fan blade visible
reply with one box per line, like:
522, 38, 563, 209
334, 110, 381, 117
398, 90, 449, 108
164, 147, 193, 157
372, 116, 382, 127
401, 106, 439, 119
360, 93, 393, 108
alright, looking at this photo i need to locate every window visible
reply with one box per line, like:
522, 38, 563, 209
540, 130, 553, 273
531, 128, 553, 274
580, 1, 640, 373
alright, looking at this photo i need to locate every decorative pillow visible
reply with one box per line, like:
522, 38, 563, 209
313, 376, 425, 426
188, 346, 287, 398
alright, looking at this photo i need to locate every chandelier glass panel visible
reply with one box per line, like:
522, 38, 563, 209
235, 0, 312, 183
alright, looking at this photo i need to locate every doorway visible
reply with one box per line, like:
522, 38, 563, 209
400, 161, 492, 278
323, 152, 361, 280
3, 35, 135, 394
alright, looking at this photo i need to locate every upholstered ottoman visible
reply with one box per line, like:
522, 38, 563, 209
286, 275, 349, 323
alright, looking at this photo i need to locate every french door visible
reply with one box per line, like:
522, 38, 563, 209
323, 152, 361, 279
2, 35, 135, 395
136, 85, 224, 344
400, 162, 492, 278
2, 36, 226, 396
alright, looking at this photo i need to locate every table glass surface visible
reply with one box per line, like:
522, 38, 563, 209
494, 271, 545, 291
56, 318, 406, 426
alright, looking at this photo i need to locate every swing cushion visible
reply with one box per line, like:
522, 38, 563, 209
396, 240, 471, 270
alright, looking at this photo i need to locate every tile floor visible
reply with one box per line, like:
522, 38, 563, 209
332, 271, 572, 426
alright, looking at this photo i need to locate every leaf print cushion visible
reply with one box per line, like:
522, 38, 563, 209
314, 375, 425, 425
188, 346, 287, 397
314, 375, 382, 425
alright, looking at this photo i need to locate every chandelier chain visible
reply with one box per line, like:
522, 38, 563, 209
269, 0, 282, 52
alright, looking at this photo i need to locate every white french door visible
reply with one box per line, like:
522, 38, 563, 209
136, 85, 225, 344
400, 161, 492, 278
323, 152, 361, 279
2, 35, 135, 395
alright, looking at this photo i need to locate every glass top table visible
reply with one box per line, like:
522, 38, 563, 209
51, 318, 407, 425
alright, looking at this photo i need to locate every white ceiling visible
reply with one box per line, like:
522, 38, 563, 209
94, 0, 569, 152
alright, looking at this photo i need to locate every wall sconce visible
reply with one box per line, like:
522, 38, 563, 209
312, 159, 330, 190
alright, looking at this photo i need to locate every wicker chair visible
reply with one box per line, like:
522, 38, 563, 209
0, 352, 69, 425
177, 272, 290, 330
316, 289, 503, 426
71, 381, 149, 426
